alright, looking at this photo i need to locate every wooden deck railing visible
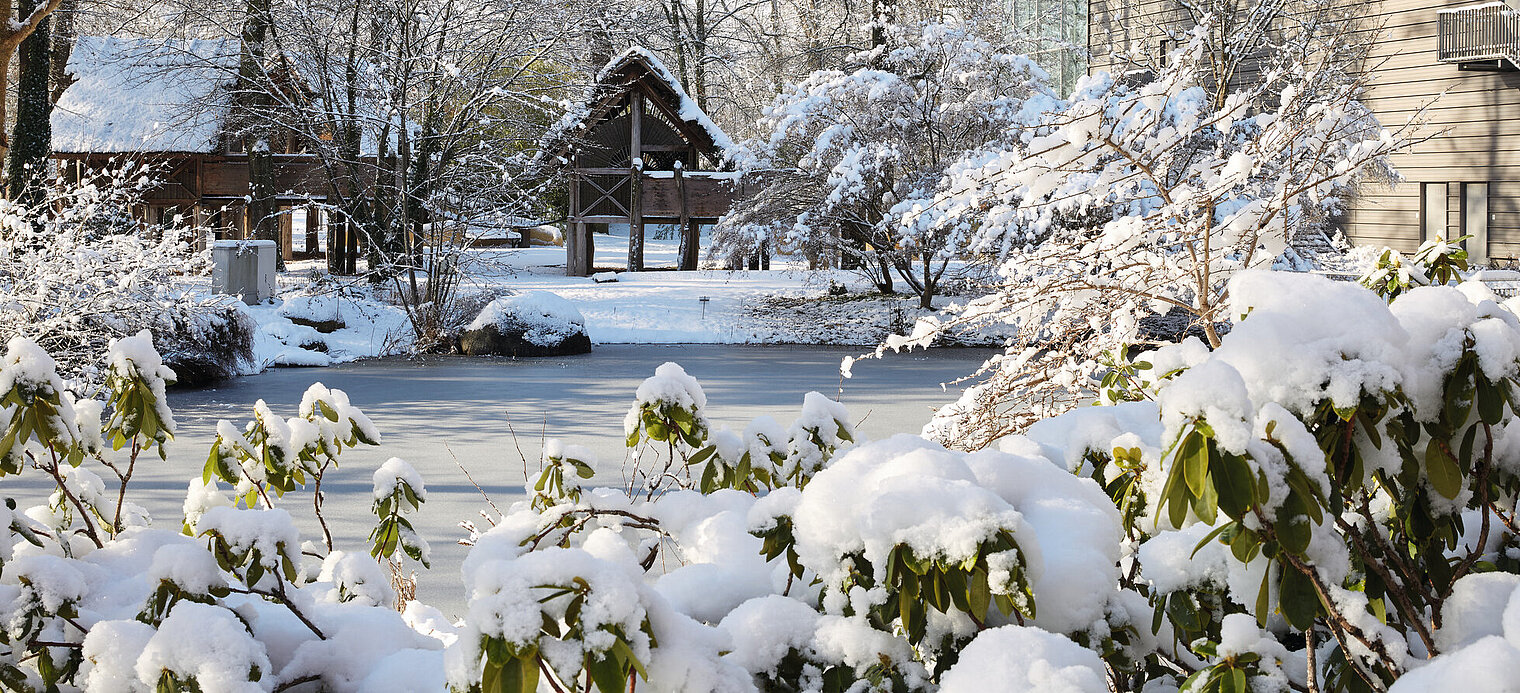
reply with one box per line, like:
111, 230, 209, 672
1438, 2, 1520, 67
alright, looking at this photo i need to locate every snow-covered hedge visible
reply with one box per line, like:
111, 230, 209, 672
0, 168, 248, 390
2, 269, 1519, 692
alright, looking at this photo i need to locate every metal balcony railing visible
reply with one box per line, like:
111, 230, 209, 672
1438, 2, 1520, 69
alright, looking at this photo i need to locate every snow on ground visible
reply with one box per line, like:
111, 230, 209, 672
210, 226, 989, 374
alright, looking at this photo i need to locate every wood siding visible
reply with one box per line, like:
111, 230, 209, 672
1089, 0, 1520, 260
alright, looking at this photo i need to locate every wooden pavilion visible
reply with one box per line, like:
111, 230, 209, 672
540, 47, 740, 276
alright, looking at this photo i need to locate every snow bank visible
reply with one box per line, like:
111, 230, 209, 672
939, 625, 1108, 693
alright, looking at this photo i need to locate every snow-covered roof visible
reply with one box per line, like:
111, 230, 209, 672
52, 36, 237, 154
538, 46, 736, 168
599, 47, 735, 153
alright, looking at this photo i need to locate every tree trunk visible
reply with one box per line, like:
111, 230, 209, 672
7, 0, 49, 206
0, 0, 66, 164
692, 0, 707, 111
237, 0, 281, 269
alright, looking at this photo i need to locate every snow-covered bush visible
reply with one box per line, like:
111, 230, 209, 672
716, 19, 1054, 306
7, 270, 1520, 692
0, 166, 246, 390
0, 332, 448, 691
886, 19, 1417, 449
1020, 270, 1520, 691
449, 360, 1124, 693
453, 269, 1520, 692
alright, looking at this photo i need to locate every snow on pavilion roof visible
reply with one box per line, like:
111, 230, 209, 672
52, 36, 237, 155
537, 46, 736, 169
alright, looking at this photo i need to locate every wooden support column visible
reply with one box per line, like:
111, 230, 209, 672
567, 169, 586, 276
676, 164, 697, 270
304, 205, 320, 258
627, 93, 645, 272
327, 216, 344, 274
346, 217, 359, 274
584, 223, 598, 271
278, 205, 295, 262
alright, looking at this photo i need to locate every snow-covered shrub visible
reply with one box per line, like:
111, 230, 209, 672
0, 166, 244, 390
450, 361, 1124, 693
370, 457, 431, 569
0, 335, 447, 692
887, 18, 1416, 449
1359, 234, 1471, 301
1021, 270, 1520, 691
716, 19, 1054, 306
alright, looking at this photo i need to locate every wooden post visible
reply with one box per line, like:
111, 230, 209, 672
344, 217, 359, 275
304, 205, 319, 258
627, 93, 645, 272
676, 164, 697, 270
567, 169, 585, 276
585, 223, 598, 271
327, 214, 345, 274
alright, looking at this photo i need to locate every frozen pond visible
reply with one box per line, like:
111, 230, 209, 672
76, 345, 990, 616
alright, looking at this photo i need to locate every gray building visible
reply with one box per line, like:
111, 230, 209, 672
1088, 0, 1520, 263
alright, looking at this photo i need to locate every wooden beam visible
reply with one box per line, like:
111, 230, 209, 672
567, 164, 587, 276
628, 93, 645, 272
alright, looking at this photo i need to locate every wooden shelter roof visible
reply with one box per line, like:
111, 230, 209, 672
538, 47, 735, 169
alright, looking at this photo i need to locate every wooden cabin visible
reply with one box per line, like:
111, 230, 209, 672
50, 36, 337, 264
540, 47, 740, 276
1087, 0, 1520, 264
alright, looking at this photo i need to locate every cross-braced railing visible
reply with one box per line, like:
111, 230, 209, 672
1438, 2, 1520, 68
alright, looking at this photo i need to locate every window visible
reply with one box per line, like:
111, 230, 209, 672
1462, 182, 1490, 266
1159, 38, 1177, 67
1422, 182, 1448, 243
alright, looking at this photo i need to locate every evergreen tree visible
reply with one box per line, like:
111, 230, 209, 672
7, 0, 50, 205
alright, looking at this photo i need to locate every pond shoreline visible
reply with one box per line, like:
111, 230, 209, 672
155, 344, 991, 616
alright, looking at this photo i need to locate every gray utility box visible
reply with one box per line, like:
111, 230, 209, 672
211, 240, 277, 304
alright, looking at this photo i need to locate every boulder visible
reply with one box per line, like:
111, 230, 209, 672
459, 291, 591, 357
279, 294, 346, 333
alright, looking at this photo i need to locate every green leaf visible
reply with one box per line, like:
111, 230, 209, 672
1190, 523, 1231, 559
1425, 441, 1462, 499
1213, 454, 1256, 519
1255, 563, 1272, 628
612, 637, 648, 679
968, 566, 991, 618
1167, 593, 1203, 634
1219, 666, 1247, 693
481, 656, 507, 693
586, 653, 626, 692
1191, 473, 1219, 525
1181, 431, 1208, 497
1230, 527, 1260, 563
1278, 564, 1319, 630
1276, 492, 1312, 556
1476, 376, 1504, 425
1178, 666, 1217, 693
